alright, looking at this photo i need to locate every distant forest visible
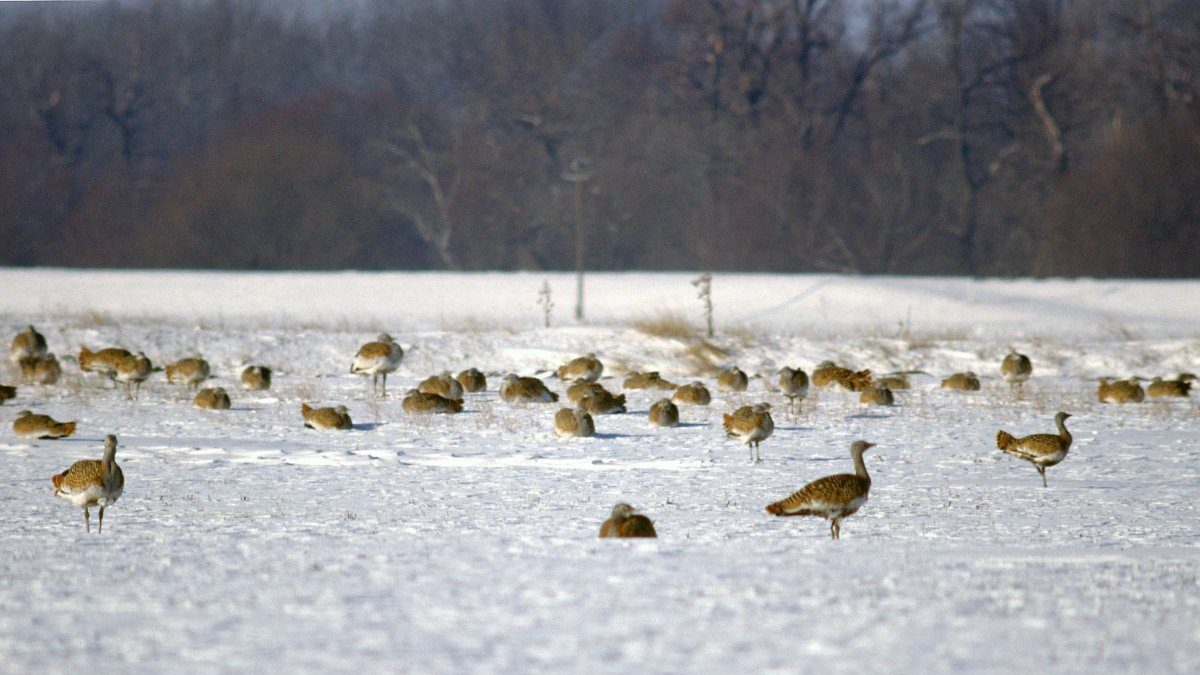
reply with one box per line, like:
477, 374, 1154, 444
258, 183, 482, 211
1, 0, 1197, 275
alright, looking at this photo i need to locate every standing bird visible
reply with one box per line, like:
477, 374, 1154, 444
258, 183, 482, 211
557, 353, 603, 382
717, 366, 749, 392
13, 410, 76, 439
648, 398, 680, 428
554, 406, 595, 438
79, 346, 133, 385
996, 412, 1073, 488
1001, 350, 1033, 386
19, 354, 62, 385
598, 503, 657, 538
241, 365, 272, 391
766, 440, 876, 540
351, 333, 403, 395
10, 325, 48, 363
723, 403, 774, 463
114, 352, 153, 400
52, 434, 124, 533
165, 357, 211, 391
778, 366, 809, 411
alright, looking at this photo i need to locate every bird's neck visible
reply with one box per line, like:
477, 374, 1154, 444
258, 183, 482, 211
102, 446, 118, 477
852, 449, 870, 483
1056, 417, 1072, 447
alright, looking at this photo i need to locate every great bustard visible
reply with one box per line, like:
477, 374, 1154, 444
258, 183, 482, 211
554, 406, 595, 438
672, 382, 712, 406
79, 346, 132, 386
351, 333, 403, 395
114, 352, 153, 400
598, 503, 657, 538
859, 385, 894, 406
941, 372, 981, 391
996, 411, 1073, 487
1097, 378, 1143, 404
778, 366, 809, 412
240, 365, 272, 391
18, 354, 62, 385
10, 325, 47, 363
578, 389, 627, 415
557, 353, 603, 382
402, 389, 463, 414
1001, 349, 1032, 386
301, 403, 353, 430
418, 372, 464, 401
622, 371, 677, 390
194, 387, 232, 410
52, 434, 124, 533
766, 440, 875, 539
717, 366, 749, 392
499, 374, 559, 403
567, 380, 608, 404
456, 368, 487, 393
648, 398, 680, 428
1147, 374, 1194, 398
13, 410, 76, 439
812, 361, 873, 391
165, 357, 211, 391
723, 403, 774, 463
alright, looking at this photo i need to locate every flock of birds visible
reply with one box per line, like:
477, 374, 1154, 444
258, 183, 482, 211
3, 325, 1194, 539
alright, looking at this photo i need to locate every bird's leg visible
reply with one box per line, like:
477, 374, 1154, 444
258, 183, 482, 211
382, 373, 388, 397
1038, 466, 1047, 488
84, 507, 90, 532
98, 506, 105, 534
829, 520, 836, 539
833, 519, 842, 540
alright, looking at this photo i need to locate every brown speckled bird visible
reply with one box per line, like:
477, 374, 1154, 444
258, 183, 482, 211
114, 352, 153, 400
778, 366, 809, 411
19, 354, 62, 385
351, 334, 403, 395
402, 389, 463, 414
1001, 350, 1033, 385
875, 374, 909, 390
165, 357, 211, 391
1146, 375, 1192, 398
456, 368, 487, 393
672, 381, 712, 406
567, 380, 608, 404
13, 410, 76, 439
599, 503, 657, 538
724, 403, 774, 463
997, 412, 1073, 487
766, 440, 875, 539
623, 371, 677, 390
717, 366, 749, 392
648, 398, 680, 428
557, 353, 603, 382
0, 384, 16, 405
859, 385, 894, 406
52, 434, 124, 533
499, 374, 559, 403
579, 389, 626, 415
79, 346, 132, 384
419, 372, 464, 401
1097, 378, 1143, 403
554, 406, 595, 438
10, 325, 47, 363
241, 365, 272, 391
941, 372, 981, 391
194, 387, 231, 410
812, 361, 873, 391
301, 403, 353, 430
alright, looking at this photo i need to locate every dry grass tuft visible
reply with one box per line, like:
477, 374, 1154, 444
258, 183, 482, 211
630, 311, 698, 340
682, 340, 730, 376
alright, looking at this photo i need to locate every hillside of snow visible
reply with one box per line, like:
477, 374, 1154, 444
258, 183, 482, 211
1, 270, 1197, 673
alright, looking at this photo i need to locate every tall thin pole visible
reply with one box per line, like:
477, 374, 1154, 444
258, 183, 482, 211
574, 178, 584, 321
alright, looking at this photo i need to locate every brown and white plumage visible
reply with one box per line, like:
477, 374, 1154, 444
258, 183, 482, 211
567, 380, 608, 404
13, 410, 76, 439
623, 371, 677, 390
554, 406, 595, 438
79, 346, 132, 383
10, 325, 47, 363
859, 385, 894, 406
114, 352, 153, 400
996, 411, 1073, 487
18, 354, 61, 385
418, 372, 464, 401
723, 402, 774, 463
778, 366, 809, 411
672, 381, 712, 405
165, 357, 211, 391
1001, 350, 1033, 384
716, 366, 749, 392
52, 434, 124, 533
1097, 378, 1143, 403
812, 361, 873, 391
240, 365, 272, 391
0, 384, 16, 405
557, 353, 603, 382
941, 371, 981, 391
456, 368, 487, 393
766, 440, 875, 540
402, 389, 463, 414
648, 398, 680, 428
1146, 375, 1192, 398
194, 387, 231, 410
499, 374, 559, 403
599, 503, 657, 538
351, 333, 403, 395
301, 403, 353, 430
578, 389, 626, 415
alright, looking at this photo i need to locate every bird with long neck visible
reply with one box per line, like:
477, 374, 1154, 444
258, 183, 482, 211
996, 412, 1073, 487
766, 440, 875, 539
52, 434, 125, 533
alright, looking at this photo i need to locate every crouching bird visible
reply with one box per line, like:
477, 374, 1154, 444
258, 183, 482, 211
599, 503, 657, 538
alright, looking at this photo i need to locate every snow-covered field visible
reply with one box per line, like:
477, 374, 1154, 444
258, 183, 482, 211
1, 270, 1198, 674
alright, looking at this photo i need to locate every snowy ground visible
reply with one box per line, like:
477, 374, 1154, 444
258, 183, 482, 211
1, 270, 1198, 673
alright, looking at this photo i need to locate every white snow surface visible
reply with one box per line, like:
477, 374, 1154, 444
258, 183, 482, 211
1, 269, 1198, 674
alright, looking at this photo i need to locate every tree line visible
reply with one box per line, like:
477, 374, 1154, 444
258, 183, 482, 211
1, 0, 1196, 276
